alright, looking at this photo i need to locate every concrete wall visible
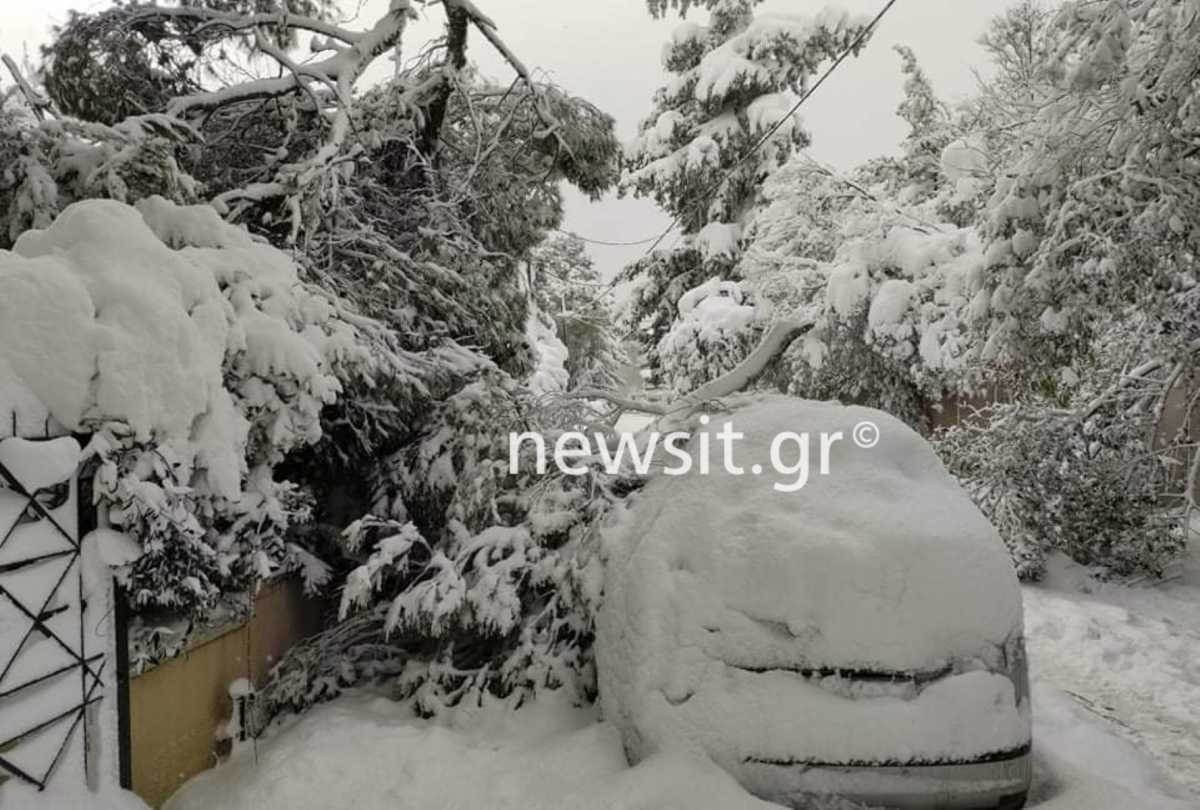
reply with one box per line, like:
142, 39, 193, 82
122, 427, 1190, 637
128, 578, 328, 808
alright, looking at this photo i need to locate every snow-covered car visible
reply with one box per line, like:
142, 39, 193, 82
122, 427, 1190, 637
597, 396, 1032, 809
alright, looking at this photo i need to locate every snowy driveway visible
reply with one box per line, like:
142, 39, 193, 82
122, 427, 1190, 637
1022, 551, 1200, 805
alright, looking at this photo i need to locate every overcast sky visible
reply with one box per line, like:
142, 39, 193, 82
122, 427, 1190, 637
1, 0, 1013, 278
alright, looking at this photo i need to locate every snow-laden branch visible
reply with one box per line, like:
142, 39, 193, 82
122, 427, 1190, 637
559, 318, 813, 422
176, 0, 414, 237
1080, 357, 1167, 421
566, 389, 667, 415
2, 54, 52, 120
677, 318, 814, 407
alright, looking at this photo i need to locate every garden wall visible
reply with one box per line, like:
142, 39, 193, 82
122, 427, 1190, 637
125, 577, 329, 808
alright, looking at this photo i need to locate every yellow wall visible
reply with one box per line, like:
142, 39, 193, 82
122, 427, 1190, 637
129, 578, 328, 808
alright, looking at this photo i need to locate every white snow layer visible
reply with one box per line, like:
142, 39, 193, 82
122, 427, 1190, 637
670, 278, 757, 337
596, 395, 1027, 784
5, 784, 151, 810
159, 672, 1194, 810
940, 137, 989, 182
0, 435, 80, 491
1024, 549, 1200, 799
693, 221, 742, 259
165, 691, 777, 810
1, 200, 228, 439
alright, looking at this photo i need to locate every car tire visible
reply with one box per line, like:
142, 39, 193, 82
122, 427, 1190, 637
996, 792, 1028, 810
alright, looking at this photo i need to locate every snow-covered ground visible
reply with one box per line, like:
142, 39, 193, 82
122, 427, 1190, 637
1023, 547, 1200, 804
159, 678, 1194, 810
161, 552, 1198, 810
164, 691, 778, 810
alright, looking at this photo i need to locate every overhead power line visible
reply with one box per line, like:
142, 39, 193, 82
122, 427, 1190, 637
554, 228, 664, 247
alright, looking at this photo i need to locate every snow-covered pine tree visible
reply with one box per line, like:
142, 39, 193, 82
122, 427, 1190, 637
730, 1, 1192, 581
529, 233, 625, 391
619, 0, 871, 390
891, 44, 952, 204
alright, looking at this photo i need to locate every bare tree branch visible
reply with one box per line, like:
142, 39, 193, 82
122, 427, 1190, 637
127, 5, 362, 46
447, 0, 576, 161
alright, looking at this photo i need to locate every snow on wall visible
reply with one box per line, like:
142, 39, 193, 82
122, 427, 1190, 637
596, 395, 1027, 794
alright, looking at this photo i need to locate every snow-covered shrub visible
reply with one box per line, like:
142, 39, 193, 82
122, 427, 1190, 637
768, 317, 933, 431
935, 403, 1183, 580
0, 197, 386, 620
730, 43, 1001, 431
740, 161, 992, 430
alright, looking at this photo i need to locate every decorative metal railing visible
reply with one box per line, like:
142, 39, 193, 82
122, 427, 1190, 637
0, 435, 102, 791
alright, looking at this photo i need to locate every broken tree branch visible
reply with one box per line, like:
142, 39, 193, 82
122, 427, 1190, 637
679, 318, 814, 407
447, 0, 576, 161
562, 318, 815, 421
2, 54, 52, 120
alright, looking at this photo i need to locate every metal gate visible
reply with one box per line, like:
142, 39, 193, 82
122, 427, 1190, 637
0, 435, 104, 791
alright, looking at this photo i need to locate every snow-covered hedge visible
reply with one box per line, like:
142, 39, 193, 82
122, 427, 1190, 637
0, 198, 391, 618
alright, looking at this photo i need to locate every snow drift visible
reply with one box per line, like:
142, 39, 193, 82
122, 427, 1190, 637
596, 395, 1029, 796
165, 691, 779, 810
